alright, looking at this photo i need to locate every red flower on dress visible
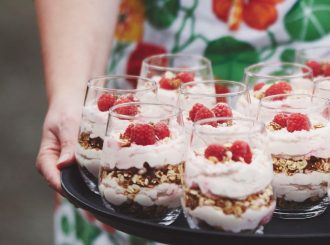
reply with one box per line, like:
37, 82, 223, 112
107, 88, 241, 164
213, 0, 283, 31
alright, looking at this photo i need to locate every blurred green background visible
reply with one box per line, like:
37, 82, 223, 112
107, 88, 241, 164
0, 1, 53, 244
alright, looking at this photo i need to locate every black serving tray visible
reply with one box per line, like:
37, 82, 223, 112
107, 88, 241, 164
61, 164, 330, 244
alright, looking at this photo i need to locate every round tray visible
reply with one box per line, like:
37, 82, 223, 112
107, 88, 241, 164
61, 164, 330, 244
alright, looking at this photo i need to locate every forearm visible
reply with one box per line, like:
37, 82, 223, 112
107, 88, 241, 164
35, 0, 119, 108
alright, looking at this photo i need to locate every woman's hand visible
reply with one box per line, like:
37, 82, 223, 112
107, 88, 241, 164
36, 102, 82, 194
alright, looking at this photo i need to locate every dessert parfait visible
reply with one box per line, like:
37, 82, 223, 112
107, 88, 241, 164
179, 80, 251, 131
99, 102, 185, 224
258, 94, 330, 219
241, 62, 314, 117
140, 54, 213, 106
182, 118, 275, 233
75, 75, 157, 193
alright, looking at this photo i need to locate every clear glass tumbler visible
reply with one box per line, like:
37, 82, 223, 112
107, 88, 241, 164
75, 75, 157, 193
99, 102, 185, 225
257, 94, 330, 219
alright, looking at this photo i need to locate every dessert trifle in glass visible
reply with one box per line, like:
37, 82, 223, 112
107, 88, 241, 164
241, 62, 313, 117
179, 80, 251, 131
99, 102, 185, 224
296, 47, 330, 79
314, 77, 330, 99
258, 94, 330, 219
182, 117, 275, 233
140, 54, 213, 105
75, 75, 157, 193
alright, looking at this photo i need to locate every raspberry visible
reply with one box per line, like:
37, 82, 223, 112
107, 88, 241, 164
194, 107, 217, 127
253, 82, 265, 91
159, 77, 181, 90
230, 140, 252, 164
323, 63, 330, 77
113, 97, 138, 116
212, 103, 233, 124
121, 124, 134, 139
204, 144, 227, 162
305, 60, 321, 77
154, 122, 170, 140
189, 103, 208, 122
286, 113, 311, 132
264, 81, 292, 99
130, 124, 156, 145
215, 84, 230, 103
272, 112, 289, 128
97, 94, 117, 112
175, 72, 194, 83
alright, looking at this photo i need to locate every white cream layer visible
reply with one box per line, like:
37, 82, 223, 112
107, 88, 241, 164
99, 175, 182, 208
75, 143, 101, 177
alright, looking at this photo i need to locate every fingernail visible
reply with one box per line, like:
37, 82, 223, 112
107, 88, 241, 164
57, 153, 71, 164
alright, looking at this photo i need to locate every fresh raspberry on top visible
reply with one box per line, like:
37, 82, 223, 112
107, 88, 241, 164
97, 94, 117, 112
113, 97, 138, 116
154, 122, 170, 140
264, 81, 292, 98
215, 84, 230, 103
286, 113, 311, 132
305, 60, 321, 77
175, 72, 194, 83
272, 112, 289, 128
189, 103, 208, 122
194, 107, 217, 127
204, 144, 227, 162
323, 63, 330, 77
253, 82, 266, 92
121, 124, 134, 139
130, 124, 156, 145
212, 103, 233, 123
230, 140, 252, 164
159, 77, 181, 90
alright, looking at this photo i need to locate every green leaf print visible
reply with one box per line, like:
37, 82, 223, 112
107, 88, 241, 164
145, 0, 180, 29
280, 48, 296, 63
204, 36, 259, 81
61, 216, 71, 235
74, 210, 101, 245
284, 0, 330, 41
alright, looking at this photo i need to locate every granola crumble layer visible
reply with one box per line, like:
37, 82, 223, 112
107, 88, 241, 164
78, 132, 103, 150
183, 185, 274, 218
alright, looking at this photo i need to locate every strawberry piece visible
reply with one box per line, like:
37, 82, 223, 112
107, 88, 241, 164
194, 107, 217, 127
230, 140, 252, 164
159, 77, 181, 90
264, 81, 292, 99
253, 82, 265, 91
130, 124, 156, 145
189, 103, 208, 122
305, 60, 322, 77
215, 84, 230, 103
113, 97, 138, 116
272, 112, 289, 128
97, 94, 117, 112
154, 122, 170, 140
212, 103, 233, 124
204, 144, 227, 162
175, 72, 194, 83
323, 63, 330, 77
286, 113, 311, 132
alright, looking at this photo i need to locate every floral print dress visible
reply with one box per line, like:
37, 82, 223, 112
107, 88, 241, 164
55, 1, 330, 244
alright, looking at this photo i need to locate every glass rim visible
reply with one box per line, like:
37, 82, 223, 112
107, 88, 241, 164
314, 77, 330, 92
87, 75, 157, 93
179, 80, 247, 97
193, 117, 265, 136
142, 53, 212, 72
259, 93, 328, 110
244, 62, 313, 80
109, 102, 181, 120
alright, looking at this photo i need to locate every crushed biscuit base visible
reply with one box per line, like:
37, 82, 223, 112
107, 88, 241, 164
78, 132, 103, 150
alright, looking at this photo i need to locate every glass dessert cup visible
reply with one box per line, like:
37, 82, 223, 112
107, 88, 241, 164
296, 46, 330, 78
257, 94, 330, 219
75, 75, 157, 194
182, 117, 275, 233
179, 80, 251, 133
140, 54, 213, 106
99, 102, 185, 225
314, 77, 330, 99
243, 62, 313, 117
